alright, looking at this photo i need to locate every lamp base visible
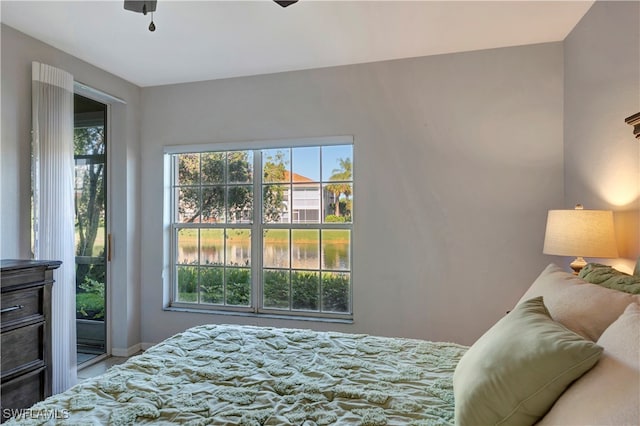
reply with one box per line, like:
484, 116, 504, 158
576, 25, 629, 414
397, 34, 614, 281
570, 256, 587, 275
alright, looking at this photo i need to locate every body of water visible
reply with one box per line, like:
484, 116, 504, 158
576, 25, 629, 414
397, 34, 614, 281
178, 241, 349, 271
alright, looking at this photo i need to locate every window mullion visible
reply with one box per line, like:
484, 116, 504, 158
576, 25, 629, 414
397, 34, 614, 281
253, 150, 263, 313
171, 156, 179, 303
319, 226, 323, 312
197, 154, 203, 304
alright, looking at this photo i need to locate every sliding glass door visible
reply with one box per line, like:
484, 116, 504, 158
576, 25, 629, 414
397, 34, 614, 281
74, 94, 108, 364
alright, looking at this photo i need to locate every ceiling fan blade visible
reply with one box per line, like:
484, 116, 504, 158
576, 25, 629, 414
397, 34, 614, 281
274, 1, 298, 7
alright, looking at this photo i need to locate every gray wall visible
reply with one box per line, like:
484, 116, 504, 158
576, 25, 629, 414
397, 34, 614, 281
140, 43, 564, 346
0, 24, 142, 354
564, 1, 640, 273
11, 2, 636, 349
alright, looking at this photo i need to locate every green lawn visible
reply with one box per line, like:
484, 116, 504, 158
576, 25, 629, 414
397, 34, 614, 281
75, 226, 106, 256
177, 227, 349, 245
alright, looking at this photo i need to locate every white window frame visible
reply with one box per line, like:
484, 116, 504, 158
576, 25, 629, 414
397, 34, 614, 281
163, 136, 353, 320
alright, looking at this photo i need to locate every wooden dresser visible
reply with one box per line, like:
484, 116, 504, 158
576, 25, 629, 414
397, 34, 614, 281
0, 259, 61, 422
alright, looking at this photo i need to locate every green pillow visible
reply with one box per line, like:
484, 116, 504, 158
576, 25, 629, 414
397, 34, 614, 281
453, 297, 603, 426
579, 263, 640, 294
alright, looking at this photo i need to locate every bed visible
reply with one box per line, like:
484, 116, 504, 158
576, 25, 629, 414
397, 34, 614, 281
6, 261, 640, 425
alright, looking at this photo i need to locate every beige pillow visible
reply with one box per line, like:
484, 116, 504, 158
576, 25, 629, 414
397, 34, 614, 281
517, 264, 640, 341
538, 303, 640, 425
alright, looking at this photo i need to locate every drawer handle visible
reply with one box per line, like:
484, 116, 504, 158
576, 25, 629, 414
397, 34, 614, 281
1, 305, 24, 314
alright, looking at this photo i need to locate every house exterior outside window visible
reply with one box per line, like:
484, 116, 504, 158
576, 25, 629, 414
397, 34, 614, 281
272, 171, 337, 224
165, 137, 353, 319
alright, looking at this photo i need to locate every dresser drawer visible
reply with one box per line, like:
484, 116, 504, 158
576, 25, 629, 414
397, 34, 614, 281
1, 323, 45, 378
1, 287, 43, 328
0, 268, 46, 290
1, 367, 46, 422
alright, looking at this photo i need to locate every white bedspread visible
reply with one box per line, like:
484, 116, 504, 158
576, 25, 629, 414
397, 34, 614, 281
8, 325, 467, 425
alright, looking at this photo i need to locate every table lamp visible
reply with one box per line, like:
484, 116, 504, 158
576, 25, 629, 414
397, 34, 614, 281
543, 204, 618, 274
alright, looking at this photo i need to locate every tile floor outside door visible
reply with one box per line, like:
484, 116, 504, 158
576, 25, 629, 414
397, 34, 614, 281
77, 353, 142, 381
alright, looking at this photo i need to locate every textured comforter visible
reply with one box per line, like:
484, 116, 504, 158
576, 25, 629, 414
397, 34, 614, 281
8, 325, 467, 425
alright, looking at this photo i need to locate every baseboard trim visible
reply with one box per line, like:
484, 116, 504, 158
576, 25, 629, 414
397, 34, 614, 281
140, 342, 156, 351
111, 343, 141, 357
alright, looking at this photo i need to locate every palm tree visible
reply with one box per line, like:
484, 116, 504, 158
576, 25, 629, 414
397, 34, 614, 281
325, 158, 352, 217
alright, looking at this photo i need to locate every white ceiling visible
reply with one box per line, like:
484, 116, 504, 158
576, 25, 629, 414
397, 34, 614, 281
1, 0, 594, 87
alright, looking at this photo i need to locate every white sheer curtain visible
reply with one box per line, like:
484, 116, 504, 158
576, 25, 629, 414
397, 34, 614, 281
32, 61, 77, 393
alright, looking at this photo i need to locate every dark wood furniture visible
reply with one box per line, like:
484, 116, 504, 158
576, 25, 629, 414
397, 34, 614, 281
1, 259, 61, 422
625, 112, 640, 139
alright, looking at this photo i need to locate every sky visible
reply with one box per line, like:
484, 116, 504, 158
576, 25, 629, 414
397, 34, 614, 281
263, 144, 352, 182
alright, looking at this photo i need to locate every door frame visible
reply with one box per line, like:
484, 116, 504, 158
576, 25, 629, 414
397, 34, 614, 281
73, 82, 123, 362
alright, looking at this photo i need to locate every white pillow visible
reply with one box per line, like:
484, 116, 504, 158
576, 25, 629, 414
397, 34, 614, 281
538, 302, 640, 425
517, 264, 640, 341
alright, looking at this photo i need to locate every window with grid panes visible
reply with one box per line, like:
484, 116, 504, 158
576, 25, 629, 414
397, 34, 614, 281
168, 140, 353, 318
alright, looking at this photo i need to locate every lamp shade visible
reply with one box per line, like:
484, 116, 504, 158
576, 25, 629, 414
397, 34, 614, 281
543, 208, 618, 258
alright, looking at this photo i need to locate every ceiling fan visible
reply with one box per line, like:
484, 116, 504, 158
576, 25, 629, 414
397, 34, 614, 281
124, 0, 299, 32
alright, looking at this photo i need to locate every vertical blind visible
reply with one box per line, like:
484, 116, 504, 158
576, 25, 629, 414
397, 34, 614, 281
32, 61, 77, 393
